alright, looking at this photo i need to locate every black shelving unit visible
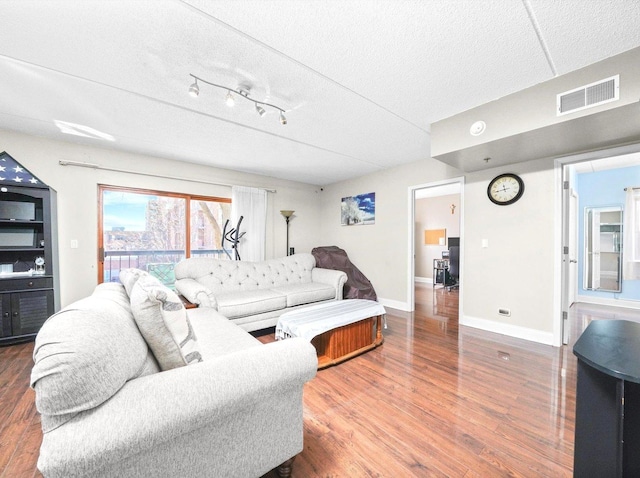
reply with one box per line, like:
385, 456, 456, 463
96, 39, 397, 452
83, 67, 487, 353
0, 152, 58, 345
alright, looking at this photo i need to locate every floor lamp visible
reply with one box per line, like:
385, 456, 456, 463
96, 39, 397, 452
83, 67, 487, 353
280, 210, 294, 256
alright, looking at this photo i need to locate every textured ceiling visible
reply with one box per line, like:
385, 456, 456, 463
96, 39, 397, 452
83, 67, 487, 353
0, 0, 639, 186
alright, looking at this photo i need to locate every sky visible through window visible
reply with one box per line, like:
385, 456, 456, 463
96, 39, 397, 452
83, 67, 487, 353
103, 190, 156, 231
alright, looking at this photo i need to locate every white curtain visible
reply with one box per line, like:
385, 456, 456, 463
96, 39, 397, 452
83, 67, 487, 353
231, 186, 267, 262
623, 187, 640, 280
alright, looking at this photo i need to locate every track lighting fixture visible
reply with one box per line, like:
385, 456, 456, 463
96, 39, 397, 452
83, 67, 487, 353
188, 73, 288, 124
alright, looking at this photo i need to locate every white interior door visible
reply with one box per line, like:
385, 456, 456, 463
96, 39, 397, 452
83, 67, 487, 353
569, 190, 578, 305
592, 210, 601, 290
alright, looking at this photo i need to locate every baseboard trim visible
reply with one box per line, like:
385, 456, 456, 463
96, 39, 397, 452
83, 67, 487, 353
461, 315, 555, 346
414, 276, 431, 284
576, 295, 640, 310
378, 297, 411, 312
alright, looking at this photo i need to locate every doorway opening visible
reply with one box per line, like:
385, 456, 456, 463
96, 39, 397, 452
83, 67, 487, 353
559, 147, 640, 343
408, 177, 463, 314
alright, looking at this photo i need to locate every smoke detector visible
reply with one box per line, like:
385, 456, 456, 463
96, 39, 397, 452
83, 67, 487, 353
470, 120, 486, 136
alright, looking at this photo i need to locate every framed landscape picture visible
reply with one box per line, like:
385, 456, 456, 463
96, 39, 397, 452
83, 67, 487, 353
341, 192, 375, 225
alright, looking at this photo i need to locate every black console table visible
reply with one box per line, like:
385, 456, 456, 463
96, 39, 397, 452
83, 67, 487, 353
573, 320, 640, 477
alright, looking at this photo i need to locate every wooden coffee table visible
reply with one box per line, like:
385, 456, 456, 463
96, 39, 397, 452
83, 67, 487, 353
276, 299, 385, 369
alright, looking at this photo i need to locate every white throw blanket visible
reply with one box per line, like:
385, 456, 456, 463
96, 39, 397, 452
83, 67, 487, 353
276, 299, 386, 341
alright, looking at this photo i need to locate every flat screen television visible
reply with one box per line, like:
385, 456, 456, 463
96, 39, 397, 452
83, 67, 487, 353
0, 227, 37, 247
0, 201, 35, 221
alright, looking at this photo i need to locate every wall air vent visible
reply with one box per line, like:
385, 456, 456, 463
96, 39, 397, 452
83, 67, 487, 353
557, 75, 619, 116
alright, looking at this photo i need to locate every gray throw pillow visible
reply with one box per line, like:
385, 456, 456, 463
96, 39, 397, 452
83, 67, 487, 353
120, 268, 202, 370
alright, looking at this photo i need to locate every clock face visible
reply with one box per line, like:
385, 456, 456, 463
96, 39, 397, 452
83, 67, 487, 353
487, 173, 524, 205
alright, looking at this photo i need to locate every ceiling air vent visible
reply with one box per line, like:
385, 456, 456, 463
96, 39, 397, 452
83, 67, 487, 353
557, 75, 619, 116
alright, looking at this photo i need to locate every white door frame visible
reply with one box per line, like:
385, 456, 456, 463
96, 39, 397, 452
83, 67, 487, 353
407, 176, 465, 312
555, 142, 640, 345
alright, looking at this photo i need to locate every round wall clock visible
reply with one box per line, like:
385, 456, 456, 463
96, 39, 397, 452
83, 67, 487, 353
487, 173, 524, 206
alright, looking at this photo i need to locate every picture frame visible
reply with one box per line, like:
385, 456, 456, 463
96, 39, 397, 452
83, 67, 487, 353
341, 192, 375, 226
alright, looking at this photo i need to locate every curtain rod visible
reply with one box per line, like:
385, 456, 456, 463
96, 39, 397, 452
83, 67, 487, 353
624, 187, 640, 191
58, 160, 277, 193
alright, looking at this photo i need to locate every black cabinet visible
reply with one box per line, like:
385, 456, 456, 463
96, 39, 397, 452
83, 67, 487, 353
0, 152, 58, 345
0, 288, 55, 338
573, 320, 640, 477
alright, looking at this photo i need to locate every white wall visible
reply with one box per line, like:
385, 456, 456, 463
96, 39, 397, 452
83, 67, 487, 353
318, 154, 558, 344
0, 129, 321, 307
462, 158, 557, 344
1, 128, 561, 345
415, 194, 460, 279
318, 158, 462, 310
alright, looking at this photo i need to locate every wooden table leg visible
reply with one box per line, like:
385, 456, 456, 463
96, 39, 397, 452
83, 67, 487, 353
276, 456, 295, 478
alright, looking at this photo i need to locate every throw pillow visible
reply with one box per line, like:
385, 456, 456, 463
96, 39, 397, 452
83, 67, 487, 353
119, 267, 148, 295
120, 268, 203, 370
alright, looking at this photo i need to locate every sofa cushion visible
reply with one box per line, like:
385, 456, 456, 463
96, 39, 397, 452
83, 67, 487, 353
30, 282, 155, 433
271, 282, 337, 307
187, 307, 262, 359
121, 269, 203, 371
215, 289, 287, 319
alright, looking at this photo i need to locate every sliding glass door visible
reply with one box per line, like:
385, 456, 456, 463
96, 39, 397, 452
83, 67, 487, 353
99, 186, 230, 287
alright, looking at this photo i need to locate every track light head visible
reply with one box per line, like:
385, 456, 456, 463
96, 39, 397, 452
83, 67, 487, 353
225, 91, 235, 107
255, 104, 266, 117
279, 111, 287, 125
188, 80, 199, 97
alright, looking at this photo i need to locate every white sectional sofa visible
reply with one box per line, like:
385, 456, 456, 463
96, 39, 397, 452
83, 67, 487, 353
174, 253, 348, 332
31, 271, 318, 478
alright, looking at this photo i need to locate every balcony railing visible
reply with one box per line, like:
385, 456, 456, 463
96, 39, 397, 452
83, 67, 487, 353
103, 248, 228, 284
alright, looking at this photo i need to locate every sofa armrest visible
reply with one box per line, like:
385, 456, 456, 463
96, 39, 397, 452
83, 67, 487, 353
38, 338, 317, 477
174, 278, 216, 308
312, 268, 348, 300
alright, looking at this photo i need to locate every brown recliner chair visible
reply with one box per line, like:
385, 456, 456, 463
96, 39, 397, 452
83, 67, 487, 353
312, 246, 377, 301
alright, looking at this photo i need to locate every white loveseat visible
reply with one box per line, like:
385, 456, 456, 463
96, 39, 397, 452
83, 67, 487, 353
31, 272, 317, 478
174, 253, 348, 332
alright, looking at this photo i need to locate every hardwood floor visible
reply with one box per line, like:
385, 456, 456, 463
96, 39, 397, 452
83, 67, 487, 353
3, 286, 640, 477
0, 339, 40, 478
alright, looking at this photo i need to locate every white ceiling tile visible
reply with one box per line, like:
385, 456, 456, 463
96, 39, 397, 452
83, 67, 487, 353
528, 0, 640, 75
0, 1, 639, 185
186, 0, 553, 124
